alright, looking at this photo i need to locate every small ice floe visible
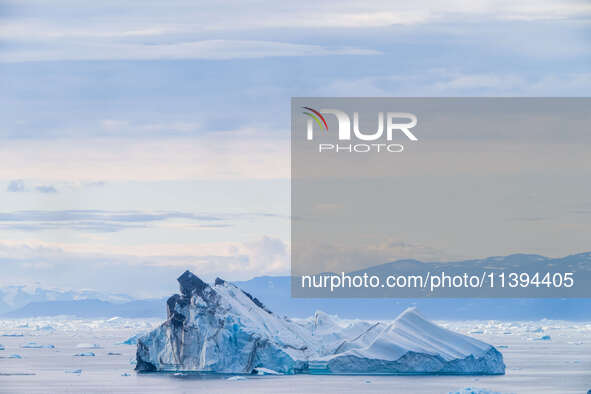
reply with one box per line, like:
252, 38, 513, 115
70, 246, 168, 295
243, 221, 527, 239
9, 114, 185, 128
65, 369, 82, 374
498, 345, 509, 349
76, 343, 102, 349
129, 359, 137, 365
0, 344, 4, 350
503, 331, 512, 335
74, 352, 95, 357
36, 325, 55, 332
448, 387, 503, 394
227, 376, 247, 381
173, 372, 186, 377
107, 352, 122, 356
21, 342, 55, 349
532, 335, 551, 341
121, 372, 132, 376
253, 367, 281, 375
365, 380, 371, 384
568, 341, 583, 345
2, 333, 24, 337
5, 354, 22, 359
0, 372, 35, 376
469, 330, 484, 334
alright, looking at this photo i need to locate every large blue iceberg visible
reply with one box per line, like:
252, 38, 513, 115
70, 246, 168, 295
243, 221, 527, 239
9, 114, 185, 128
136, 271, 505, 375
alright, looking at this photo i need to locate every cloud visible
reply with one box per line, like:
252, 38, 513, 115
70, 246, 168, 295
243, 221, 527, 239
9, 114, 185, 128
6, 180, 59, 194
3, 0, 588, 38
1, 39, 380, 63
3, 0, 588, 63
293, 238, 464, 275
0, 237, 290, 296
0, 210, 285, 233
322, 71, 591, 96
6, 179, 25, 192
0, 132, 290, 181
35, 185, 58, 194
0, 210, 223, 233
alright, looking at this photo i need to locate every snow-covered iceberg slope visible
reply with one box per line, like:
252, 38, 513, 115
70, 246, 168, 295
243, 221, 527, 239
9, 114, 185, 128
136, 271, 505, 375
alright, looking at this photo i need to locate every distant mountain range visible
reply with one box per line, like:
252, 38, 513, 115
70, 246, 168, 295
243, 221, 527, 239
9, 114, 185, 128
2, 252, 591, 320
2, 298, 166, 319
0, 284, 135, 315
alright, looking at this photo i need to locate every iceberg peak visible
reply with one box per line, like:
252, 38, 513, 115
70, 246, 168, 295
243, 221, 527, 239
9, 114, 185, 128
177, 270, 208, 298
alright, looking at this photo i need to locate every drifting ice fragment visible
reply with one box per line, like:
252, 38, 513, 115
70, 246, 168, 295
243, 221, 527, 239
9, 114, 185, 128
21, 342, 55, 349
76, 343, 102, 349
449, 388, 504, 394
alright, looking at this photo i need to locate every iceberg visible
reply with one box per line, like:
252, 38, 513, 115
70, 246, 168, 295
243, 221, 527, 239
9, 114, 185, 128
226, 376, 247, 381
76, 343, 102, 349
136, 271, 505, 375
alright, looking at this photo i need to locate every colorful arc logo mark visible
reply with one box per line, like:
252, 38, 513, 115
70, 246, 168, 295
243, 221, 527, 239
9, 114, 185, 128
302, 107, 328, 131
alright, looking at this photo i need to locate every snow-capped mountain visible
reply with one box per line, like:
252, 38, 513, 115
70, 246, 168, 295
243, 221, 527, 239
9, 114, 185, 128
136, 271, 505, 375
0, 285, 135, 314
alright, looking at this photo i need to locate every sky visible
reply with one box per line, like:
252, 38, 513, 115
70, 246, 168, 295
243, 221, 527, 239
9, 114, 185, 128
0, 0, 590, 296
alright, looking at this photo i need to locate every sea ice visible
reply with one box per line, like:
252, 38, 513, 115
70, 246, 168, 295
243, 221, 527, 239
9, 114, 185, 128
227, 376, 247, 381
76, 343, 102, 349
449, 388, 505, 394
74, 352, 95, 357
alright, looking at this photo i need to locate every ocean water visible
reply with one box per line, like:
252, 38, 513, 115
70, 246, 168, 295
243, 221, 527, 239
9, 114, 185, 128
0, 317, 590, 393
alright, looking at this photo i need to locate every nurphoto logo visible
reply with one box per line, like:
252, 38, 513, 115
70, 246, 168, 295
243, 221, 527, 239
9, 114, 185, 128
302, 106, 418, 153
